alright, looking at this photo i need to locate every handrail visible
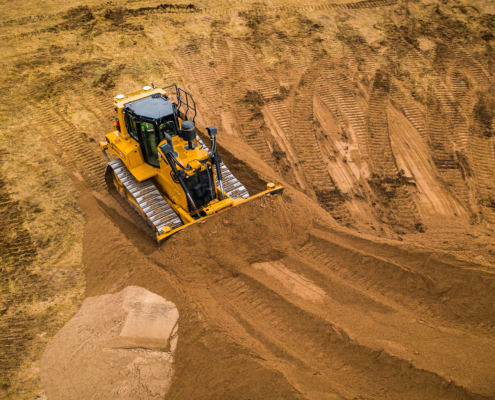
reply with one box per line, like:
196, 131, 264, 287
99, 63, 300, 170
162, 83, 197, 122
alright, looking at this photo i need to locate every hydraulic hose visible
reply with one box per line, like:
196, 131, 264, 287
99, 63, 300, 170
171, 154, 191, 171
206, 127, 224, 199
164, 151, 200, 218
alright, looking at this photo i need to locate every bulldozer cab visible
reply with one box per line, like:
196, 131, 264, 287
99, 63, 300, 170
123, 95, 180, 167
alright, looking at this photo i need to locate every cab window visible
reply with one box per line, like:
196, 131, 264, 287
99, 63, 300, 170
124, 113, 138, 140
139, 122, 159, 167
159, 120, 177, 137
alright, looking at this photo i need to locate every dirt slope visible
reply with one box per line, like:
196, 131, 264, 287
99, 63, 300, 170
1, 0, 495, 398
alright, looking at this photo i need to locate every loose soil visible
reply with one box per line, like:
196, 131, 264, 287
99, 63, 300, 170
41, 286, 178, 400
1, 0, 495, 399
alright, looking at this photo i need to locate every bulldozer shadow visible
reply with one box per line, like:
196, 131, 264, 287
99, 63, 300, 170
94, 195, 159, 255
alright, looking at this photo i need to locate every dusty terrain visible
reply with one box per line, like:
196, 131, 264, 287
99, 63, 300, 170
1, 0, 495, 398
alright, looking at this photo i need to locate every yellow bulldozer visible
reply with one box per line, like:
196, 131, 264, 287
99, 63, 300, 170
99, 84, 284, 242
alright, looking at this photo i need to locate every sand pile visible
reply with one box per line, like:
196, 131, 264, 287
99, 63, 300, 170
41, 286, 178, 400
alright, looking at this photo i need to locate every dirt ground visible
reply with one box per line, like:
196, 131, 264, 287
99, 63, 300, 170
1, 0, 495, 398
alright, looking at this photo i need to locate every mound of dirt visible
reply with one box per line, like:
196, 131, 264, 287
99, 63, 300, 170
41, 286, 178, 400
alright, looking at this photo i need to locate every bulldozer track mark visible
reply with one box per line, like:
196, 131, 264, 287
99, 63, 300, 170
226, 43, 295, 171
386, 43, 474, 157
81, 93, 116, 120
317, 64, 369, 158
292, 60, 353, 224
367, 70, 399, 177
0, 149, 40, 388
230, 40, 292, 136
37, 106, 107, 190
336, 23, 379, 75
0, 0, 406, 42
211, 38, 230, 80
469, 137, 495, 224
299, 235, 495, 330
367, 70, 422, 226
213, 268, 483, 400
221, 40, 280, 170
447, 71, 474, 114
425, 95, 472, 209
215, 275, 293, 338
0, 1, 114, 29
390, 81, 428, 140
0, 1, 189, 37
176, 43, 223, 110
442, 41, 493, 89
202, 0, 401, 15
0, 0, 399, 28
431, 78, 471, 151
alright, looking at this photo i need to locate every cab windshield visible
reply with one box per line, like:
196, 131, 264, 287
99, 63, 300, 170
138, 117, 178, 168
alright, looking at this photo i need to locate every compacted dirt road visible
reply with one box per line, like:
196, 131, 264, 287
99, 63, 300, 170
1, 0, 495, 398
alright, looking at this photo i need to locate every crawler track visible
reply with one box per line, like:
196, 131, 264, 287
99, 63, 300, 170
105, 159, 182, 238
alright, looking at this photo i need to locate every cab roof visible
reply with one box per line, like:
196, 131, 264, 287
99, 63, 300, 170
126, 95, 174, 120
